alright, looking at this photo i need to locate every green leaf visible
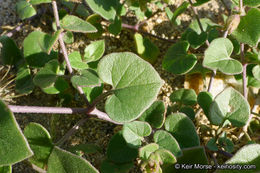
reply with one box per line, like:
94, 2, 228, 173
15, 64, 34, 94
69, 51, 89, 70
108, 16, 122, 35
63, 31, 74, 44
153, 130, 182, 157
179, 106, 195, 120
61, 1, 89, 18
29, 0, 51, 5
165, 146, 208, 173
189, 18, 219, 34
85, 0, 119, 21
71, 69, 101, 87
0, 166, 11, 173
197, 91, 213, 116
97, 52, 163, 123
122, 121, 152, 147
155, 149, 177, 165
42, 77, 69, 94
193, 0, 211, 6
203, 38, 243, 75
232, 8, 260, 46
107, 132, 138, 163
82, 84, 104, 103
0, 36, 22, 65
100, 160, 133, 173
134, 33, 160, 64
244, 0, 260, 7
33, 60, 60, 89
252, 65, 260, 81
23, 31, 58, 68
0, 99, 33, 166
139, 143, 159, 161
47, 146, 98, 173
24, 123, 53, 169
16, 0, 36, 20
68, 144, 101, 155
84, 40, 105, 63
209, 87, 250, 127
216, 144, 260, 173
165, 113, 200, 149
170, 2, 189, 23
187, 31, 207, 49
60, 15, 97, 33
138, 100, 165, 129
170, 88, 197, 106
163, 41, 197, 75
86, 14, 105, 39
206, 138, 218, 151
218, 136, 234, 153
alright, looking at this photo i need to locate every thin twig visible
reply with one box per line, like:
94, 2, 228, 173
207, 70, 216, 92
240, 43, 248, 99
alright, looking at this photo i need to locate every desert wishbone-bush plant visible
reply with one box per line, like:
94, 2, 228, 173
0, 0, 260, 172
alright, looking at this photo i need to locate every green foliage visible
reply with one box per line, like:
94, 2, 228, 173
23, 31, 58, 68
232, 8, 260, 46
100, 160, 134, 173
134, 33, 160, 64
15, 64, 34, 94
208, 87, 250, 127
165, 1, 189, 24
85, 0, 120, 21
163, 41, 197, 75
97, 52, 163, 123
252, 65, 260, 80
138, 100, 165, 128
0, 99, 33, 166
0, 36, 22, 65
60, 15, 97, 33
24, 123, 53, 169
16, 0, 36, 20
71, 69, 101, 87
0, 166, 11, 173
122, 121, 152, 147
203, 38, 243, 75
153, 130, 182, 157
47, 146, 98, 173
84, 40, 105, 63
170, 88, 197, 106
107, 132, 138, 163
197, 91, 213, 116
165, 113, 200, 148
69, 51, 89, 70
139, 143, 159, 160
108, 16, 122, 35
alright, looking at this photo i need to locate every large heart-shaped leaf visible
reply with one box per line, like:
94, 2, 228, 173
16, 0, 36, 20
84, 40, 105, 63
203, 38, 243, 75
0, 36, 22, 65
85, 0, 119, 21
165, 113, 200, 149
163, 41, 197, 75
209, 87, 250, 127
107, 132, 138, 163
24, 123, 53, 169
232, 8, 260, 46
23, 31, 58, 68
138, 100, 165, 129
187, 31, 207, 49
0, 99, 33, 166
60, 15, 97, 33
122, 121, 152, 147
97, 52, 163, 123
216, 144, 260, 173
33, 60, 60, 88
153, 130, 182, 157
47, 146, 98, 173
